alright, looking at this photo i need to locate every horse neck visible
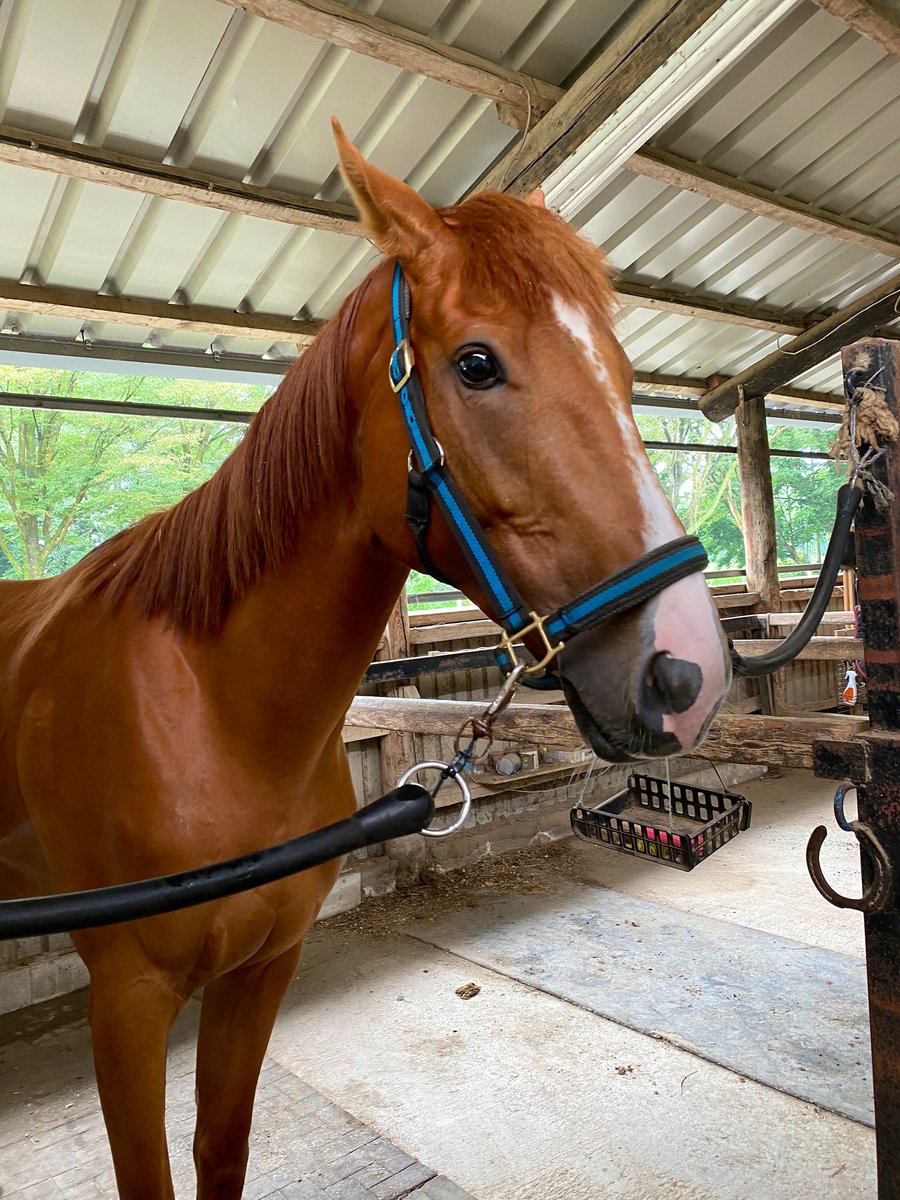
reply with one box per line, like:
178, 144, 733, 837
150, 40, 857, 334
184, 269, 407, 752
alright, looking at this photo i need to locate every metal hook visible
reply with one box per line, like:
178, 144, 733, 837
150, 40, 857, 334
806, 798, 891, 914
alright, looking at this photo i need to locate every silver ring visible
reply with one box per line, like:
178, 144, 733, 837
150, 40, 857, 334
406, 441, 445, 474
397, 761, 472, 838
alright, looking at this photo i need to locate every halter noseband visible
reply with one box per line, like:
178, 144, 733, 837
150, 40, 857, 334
388, 262, 709, 683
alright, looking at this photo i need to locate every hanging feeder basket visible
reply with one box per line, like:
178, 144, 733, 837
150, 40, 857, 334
570, 773, 752, 871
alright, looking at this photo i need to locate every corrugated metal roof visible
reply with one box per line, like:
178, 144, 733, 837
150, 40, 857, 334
0, 0, 896, 409
580, 0, 900, 400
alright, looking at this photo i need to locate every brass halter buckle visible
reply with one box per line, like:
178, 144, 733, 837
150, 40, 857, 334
389, 339, 415, 393
498, 611, 564, 676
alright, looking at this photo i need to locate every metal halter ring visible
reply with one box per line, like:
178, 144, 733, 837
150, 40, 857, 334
407, 441, 445, 474
397, 761, 472, 838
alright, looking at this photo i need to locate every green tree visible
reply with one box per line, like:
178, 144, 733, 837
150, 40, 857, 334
0, 367, 269, 579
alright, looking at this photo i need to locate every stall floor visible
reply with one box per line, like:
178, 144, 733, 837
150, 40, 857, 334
0, 769, 876, 1199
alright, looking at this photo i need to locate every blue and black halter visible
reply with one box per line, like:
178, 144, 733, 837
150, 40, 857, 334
388, 262, 709, 684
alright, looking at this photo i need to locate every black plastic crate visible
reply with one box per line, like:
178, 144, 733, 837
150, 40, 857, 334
570, 773, 752, 871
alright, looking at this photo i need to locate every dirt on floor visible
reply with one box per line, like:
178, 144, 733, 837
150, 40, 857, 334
318, 841, 579, 941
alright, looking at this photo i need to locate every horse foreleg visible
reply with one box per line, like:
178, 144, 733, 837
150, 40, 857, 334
87, 967, 184, 1200
193, 942, 303, 1200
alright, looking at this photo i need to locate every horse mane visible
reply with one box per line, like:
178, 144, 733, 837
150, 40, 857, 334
80, 280, 369, 638
80, 192, 614, 640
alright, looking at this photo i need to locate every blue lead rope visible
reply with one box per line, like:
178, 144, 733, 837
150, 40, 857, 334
389, 262, 708, 676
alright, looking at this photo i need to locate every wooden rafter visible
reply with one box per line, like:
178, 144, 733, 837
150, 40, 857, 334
0, 275, 832, 351
0, 280, 319, 345
474, 0, 728, 197
6, 123, 899, 278
700, 272, 900, 420
0, 126, 361, 237
810, 0, 900, 59
214, 0, 562, 129
633, 371, 844, 411
626, 147, 900, 259
615, 281, 805, 334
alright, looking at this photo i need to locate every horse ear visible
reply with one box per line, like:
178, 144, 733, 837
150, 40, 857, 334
332, 118, 446, 257
525, 188, 546, 208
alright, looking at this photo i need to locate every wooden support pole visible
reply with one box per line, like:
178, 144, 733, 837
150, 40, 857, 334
837, 337, 900, 1198
735, 395, 781, 613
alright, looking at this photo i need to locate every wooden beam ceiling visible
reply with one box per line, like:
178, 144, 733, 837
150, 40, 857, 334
214, 0, 562, 129
0, 125, 361, 237
614, 281, 806, 334
2, 270, 887, 373
810, 0, 900, 59
633, 371, 844, 411
700, 271, 900, 420
0, 280, 319, 345
474, 0, 728, 197
625, 147, 900, 259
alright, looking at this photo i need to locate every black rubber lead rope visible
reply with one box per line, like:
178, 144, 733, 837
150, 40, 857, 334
730, 483, 861, 678
0, 785, 434, 940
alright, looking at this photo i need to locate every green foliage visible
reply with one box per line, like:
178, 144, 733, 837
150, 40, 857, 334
0, 365, 844, 583
0, 366, 270, 579
635, 412, 843, 570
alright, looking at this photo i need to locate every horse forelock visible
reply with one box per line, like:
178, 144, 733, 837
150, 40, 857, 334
437, 192, 615, 324
81, 283, 369, 638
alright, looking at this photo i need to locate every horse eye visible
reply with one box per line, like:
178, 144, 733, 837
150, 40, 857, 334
455, 345, 503, 390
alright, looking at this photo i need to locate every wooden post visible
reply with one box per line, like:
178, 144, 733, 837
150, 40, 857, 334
840, 338, 900, 1199
375, 592, 416, 792
735, 394, 781, 614
812, 339, 900, 1198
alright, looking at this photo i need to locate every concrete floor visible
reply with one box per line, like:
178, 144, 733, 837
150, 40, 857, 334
0, 769, 877, 1199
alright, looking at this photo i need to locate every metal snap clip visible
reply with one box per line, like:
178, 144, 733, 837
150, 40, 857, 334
397, 761, 472, 838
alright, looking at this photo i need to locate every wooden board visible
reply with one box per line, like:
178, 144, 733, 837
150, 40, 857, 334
345, 696, 868, 769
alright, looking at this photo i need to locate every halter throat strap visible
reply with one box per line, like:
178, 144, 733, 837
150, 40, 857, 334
388, 261, 708, 676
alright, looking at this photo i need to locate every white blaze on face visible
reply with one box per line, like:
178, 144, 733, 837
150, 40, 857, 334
551, 293, 677, 543
550, 291, 729, 747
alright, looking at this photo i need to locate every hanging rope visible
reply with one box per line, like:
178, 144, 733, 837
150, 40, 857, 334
832, 365, 898, 511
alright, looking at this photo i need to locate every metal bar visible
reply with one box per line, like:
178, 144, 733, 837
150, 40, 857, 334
643, 440, 833, 460
363, 645, 508, 685
0, 392, 839, 455
0, 390, 255, 423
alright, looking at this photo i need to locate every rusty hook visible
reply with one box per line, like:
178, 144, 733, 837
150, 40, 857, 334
806, 810, 892, 914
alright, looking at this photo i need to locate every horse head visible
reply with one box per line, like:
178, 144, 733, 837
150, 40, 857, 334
335, 122, 730, 763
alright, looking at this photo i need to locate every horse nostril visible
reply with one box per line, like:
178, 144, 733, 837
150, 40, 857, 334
645, 652, 702, 715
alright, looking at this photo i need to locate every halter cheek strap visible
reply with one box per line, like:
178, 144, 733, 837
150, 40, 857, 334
388, 262, 709, 678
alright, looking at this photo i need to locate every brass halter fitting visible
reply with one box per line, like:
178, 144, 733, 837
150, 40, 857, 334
389, 339, 415, 393
498, 611, 564, 675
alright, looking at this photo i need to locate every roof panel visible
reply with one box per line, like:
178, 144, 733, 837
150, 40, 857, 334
0, 0, 893, 417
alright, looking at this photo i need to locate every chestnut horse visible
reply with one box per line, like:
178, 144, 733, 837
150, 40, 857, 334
0, 123, 730, 1198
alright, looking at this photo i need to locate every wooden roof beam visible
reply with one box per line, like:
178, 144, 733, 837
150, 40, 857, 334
700, 271, 900, 420
214, 0, 562, 129
476, 0, 797, 208
810, 0, 900, 59
0, 279, 321, 345
633, 371, 845, 411
0, 272, 883, 374
0, 125, 361, 237
625, 146, 900, 259
475, 0, 726, 197
615, 281, 807, 334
